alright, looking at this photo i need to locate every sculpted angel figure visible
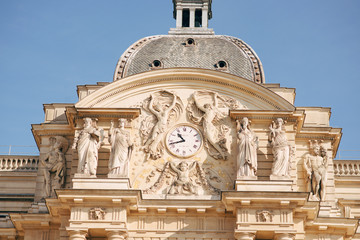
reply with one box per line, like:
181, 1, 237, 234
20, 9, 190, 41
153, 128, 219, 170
269, 118, 291, 178
142, 90, 182, 159
144, 161, 219, 195
72, 118, 103, 177
108, 118, 133, 177
168, 161, 197, 195
40, 136, 68, 197
236, 117, 258, 178
304, 140, 328, 201
192, 91, 227, 160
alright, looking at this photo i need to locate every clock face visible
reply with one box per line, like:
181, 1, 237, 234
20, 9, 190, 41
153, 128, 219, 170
166, 125, 203, 158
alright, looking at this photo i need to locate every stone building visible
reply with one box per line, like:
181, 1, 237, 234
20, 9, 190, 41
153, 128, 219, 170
0, 0, 359, 239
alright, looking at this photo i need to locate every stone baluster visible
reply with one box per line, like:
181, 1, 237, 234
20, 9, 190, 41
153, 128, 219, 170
68, 230, 87, 240
106, 230, 127, 240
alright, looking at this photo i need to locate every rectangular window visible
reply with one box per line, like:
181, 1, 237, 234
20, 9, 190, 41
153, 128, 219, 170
182, 9, 190, 27
195, 9, 202, 27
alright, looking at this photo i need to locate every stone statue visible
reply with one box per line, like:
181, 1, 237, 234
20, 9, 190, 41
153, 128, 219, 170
168, 161, 197, 195
40, 136, 68, 198
72, 118, 104, 177
187, 91, 229, 160
304, 140, 328, 201
269, 118, 291, 178
141, 90, 183, 160
144, 161, 220, 195
236, 117, 258, 178
108, 118, 133, 177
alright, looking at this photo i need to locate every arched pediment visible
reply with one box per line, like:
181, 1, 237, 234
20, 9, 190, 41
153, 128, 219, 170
75, 68, 295, 111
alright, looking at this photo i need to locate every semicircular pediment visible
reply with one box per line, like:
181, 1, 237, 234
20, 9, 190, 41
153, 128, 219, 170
75, 68, 294, 111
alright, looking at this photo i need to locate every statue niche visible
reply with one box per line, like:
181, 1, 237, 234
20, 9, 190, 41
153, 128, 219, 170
72, 118, 104, 177
304, 140, 328, 201
144, 161, 220, 196
140, 90, 183, 160
187, 90, 246, 160
108, 118, 133, 177
40, 136, 68, 198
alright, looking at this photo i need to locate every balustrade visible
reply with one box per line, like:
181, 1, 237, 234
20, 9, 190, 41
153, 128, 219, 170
333, 160, 360, 176
0, 156, 39, 171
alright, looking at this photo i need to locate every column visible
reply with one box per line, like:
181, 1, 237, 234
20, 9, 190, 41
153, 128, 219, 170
176, 6, 183, 28
106, 230, 127, 240
274, 233, 295, 240
234, 232, 256, 240
189, 8, 195, 28
202, 5, 208, 28
68, 230, 87, 240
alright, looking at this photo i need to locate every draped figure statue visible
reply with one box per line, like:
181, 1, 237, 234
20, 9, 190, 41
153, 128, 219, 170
269, 118, 291, 178
236, 117, 258, 178
108, 118, 133, 177
72, 118, 102, 177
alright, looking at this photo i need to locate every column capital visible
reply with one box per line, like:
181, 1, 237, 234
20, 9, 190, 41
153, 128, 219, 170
68, 230, 88, 240
234, 231, 256, 240
274, 233, 296, 240
106, 229, 128, 240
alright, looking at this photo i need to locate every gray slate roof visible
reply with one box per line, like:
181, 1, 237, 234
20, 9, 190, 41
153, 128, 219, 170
113, 35, 264, 84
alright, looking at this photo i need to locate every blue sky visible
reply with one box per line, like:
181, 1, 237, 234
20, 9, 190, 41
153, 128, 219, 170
0, 0, 359, 158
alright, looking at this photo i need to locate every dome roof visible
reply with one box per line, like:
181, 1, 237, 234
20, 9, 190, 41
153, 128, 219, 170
113, 35, 265, 83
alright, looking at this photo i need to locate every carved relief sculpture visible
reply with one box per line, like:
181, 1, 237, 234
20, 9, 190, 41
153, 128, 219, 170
236, 117, 258, 178
108, 118, 133, 177
168, 161, 197, 194
144, 161, 220, 195
141, 90, 183, 160
269, 118, 292, 178
304, 140, 328, 201
72, 118, 104, 177
89, 208, 105, 220
256, 210, 273, 222
40, 136, 68, 198
187, 91, 246, 160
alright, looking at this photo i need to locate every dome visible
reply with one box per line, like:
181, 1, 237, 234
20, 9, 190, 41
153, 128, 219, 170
113, 35, 265, 83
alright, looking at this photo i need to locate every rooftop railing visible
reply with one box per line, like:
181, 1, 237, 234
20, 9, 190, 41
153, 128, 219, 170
0, 156, 39, 172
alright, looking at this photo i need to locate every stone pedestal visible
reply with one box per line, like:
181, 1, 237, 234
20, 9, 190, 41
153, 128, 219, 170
270, 174, 291, 181
235, 180, 293, 192
72, 178, 131, 189
237, 176, 258, 180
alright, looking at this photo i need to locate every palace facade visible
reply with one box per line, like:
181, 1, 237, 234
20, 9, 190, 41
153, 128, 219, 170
1, 1, 359, 239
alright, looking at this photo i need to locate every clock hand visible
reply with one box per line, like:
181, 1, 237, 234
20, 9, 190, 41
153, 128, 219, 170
169, 139, 185, 145
177, 133, 185, 141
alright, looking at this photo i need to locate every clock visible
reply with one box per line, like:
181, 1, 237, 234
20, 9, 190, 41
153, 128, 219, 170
166, 124, 203, 158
